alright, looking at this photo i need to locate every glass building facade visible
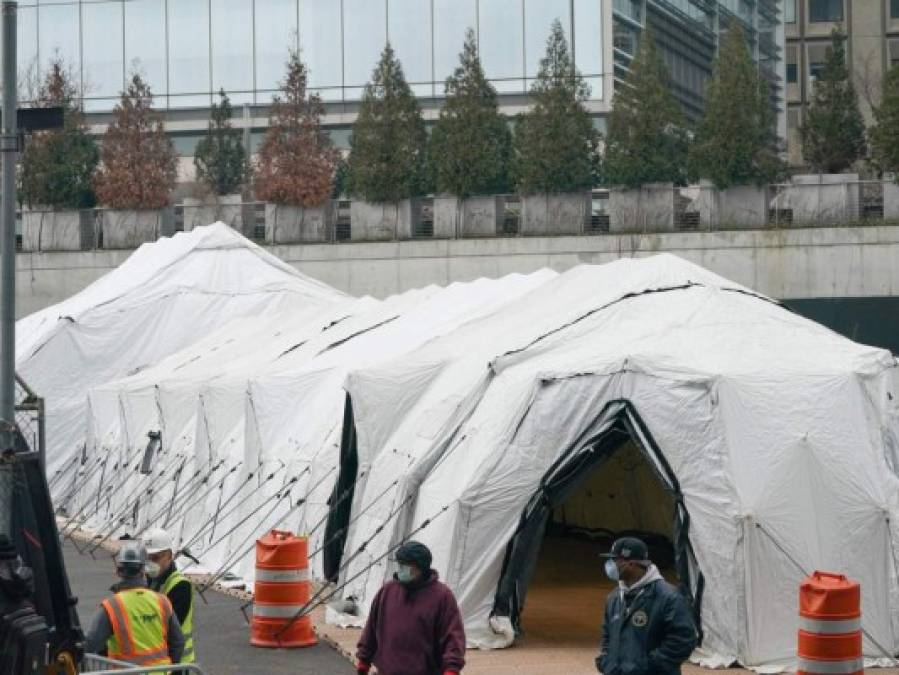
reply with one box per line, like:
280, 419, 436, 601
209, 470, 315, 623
613, 0, 783, 121
18, 0, 785, 155
17, 0, 605, 111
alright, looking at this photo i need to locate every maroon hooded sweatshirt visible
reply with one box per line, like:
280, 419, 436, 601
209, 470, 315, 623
356, 570, 466, 675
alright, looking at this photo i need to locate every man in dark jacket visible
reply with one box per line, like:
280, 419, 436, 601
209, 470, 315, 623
356, 541, 466, 675
596, 537, 697, 675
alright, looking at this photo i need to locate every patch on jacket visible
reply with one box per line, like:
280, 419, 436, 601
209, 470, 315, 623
631, 610, 648, 627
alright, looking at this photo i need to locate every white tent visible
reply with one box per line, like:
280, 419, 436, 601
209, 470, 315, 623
17, 223, 346, 482
328, 254, 899, 670
73, 270, 558, 583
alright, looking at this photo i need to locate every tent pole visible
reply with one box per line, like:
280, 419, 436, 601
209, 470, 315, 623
0, 2, 17, 428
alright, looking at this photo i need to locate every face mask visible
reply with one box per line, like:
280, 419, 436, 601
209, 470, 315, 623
397, 564, 415, 584
145, 562, 161, 578
604, 559, 620, 582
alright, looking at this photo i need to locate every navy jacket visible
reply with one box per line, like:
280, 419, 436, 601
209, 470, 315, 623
596, 578, 697, 675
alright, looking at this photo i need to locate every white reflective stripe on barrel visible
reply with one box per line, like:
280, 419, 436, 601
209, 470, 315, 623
255, 567, 310, 583
253, 603, 306, 618
797, 657, 864, 674
799, 617, 861, 634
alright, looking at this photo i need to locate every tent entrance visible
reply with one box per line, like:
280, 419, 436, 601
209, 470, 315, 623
492, 402, 703, 644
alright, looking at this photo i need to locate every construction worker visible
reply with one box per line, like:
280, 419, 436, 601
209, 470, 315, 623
596, 536, 697, 674
142, 527, 195, 665
85, 541, 184, 666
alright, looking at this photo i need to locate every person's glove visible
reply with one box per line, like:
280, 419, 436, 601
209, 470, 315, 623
355, 661, 370, 674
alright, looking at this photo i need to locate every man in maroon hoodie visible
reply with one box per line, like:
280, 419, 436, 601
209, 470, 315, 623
356, 541, 466, 675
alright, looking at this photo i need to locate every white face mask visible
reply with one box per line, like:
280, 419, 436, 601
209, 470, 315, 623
397, 564, 415, 584
145, 561, 161, 578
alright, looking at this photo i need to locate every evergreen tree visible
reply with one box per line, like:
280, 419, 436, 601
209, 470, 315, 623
254, 51, 338, 206
93, 74, 177, 209
604, 31, 688, 187
514, 20, 598, 194
19, 60, 99, 209
869, 65, 899, 180
800, 29, 866, 173
689, 27, 784, 188
430, 29, 512, 198
347, 43, 428, 202
194, 90, 249, 196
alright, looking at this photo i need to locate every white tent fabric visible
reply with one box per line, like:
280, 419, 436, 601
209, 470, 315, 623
17, 223, 346, 482
333, 254, 899, 671
73, 270, 557, 585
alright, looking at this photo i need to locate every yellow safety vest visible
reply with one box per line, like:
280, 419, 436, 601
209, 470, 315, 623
102, 588, 173, 667
161, 569, 195, 664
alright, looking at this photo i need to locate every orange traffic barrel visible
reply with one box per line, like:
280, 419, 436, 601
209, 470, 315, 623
798, 571, 862, 674
250, 529, 317, 648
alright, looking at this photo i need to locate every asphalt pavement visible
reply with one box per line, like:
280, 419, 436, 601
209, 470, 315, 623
63, 538, 353, 675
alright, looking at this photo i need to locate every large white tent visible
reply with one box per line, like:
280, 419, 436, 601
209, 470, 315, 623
327, 254, 899, 670
52, 244, 899, 671
17, 223, 346, 482
72, 269, 557, 583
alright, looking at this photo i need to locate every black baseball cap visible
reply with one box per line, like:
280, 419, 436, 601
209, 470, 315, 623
599, 537, 650, 563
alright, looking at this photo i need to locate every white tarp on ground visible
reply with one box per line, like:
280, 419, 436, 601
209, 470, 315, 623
71, 269, 557, 586
17, 223, 346, 483
332, 254, 899, 671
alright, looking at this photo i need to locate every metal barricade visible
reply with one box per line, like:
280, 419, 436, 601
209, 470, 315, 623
81, 653, 208, 674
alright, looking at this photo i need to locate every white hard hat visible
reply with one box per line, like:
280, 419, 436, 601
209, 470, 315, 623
142, 527, 174, 555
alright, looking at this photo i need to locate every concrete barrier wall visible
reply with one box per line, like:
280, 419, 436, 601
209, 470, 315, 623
17, 224, 899, 318
265, 202, 331, 244
22, 210, 85, 252
183, 195, 245, 233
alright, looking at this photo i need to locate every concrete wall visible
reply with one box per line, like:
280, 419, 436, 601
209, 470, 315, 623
350, 200, 419, 241
777, 174, 862, 225
22, 210, 86, 252
691, 184, 768, 229
183, 195, 244, 232
609, 184, 676, 232
520, 193, 589, 235
265, 202, 330, 244
433, 196, 502, 238
17, 224, 899, 318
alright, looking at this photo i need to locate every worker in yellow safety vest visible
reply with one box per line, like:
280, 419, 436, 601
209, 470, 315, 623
143, 527, 196, 664
85, 541, 185, 667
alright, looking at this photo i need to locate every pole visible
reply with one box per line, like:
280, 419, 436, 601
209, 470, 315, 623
0, 1, 17, 427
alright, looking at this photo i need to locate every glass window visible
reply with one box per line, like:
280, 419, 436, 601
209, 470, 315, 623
125, 0, 167, 95
890, 39, 899, 69
786, 46, 798, 83
807, 43, 828, 83
82, 2, 124, 100
574, 0, 603, 97
809, 0, 843, 22
168, 0, 210, 102
479, 0, 524, 92
613, 0, 642, 23
212, 0, 254, 94
525, 1, 570, 78
892, 0, 899, 19
784, 0, 796, 23
255, 0, 298, 97
613, 22, 639, 56
389, 0, 433, 96
300, 0, 343, 99
17, 6, 38, 102
786, 63, 798, 83
433, 0, 476, 88
343, 0, 387, 88
38, 4, 79, 74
